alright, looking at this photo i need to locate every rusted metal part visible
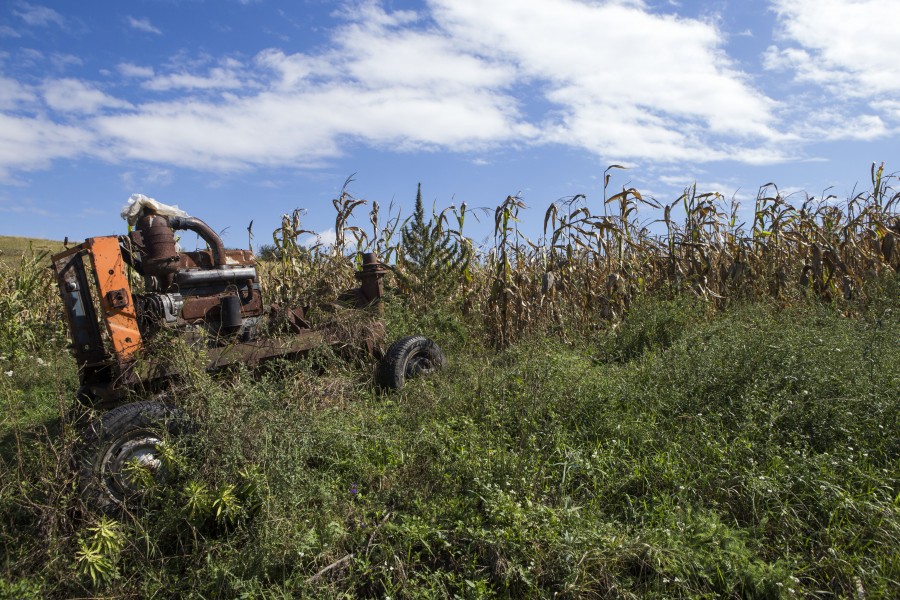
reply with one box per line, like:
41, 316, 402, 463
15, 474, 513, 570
179, 287, 263, 321
52, 247, 106, 366
354, 251, 387, 309
136, 214, 180, 277
86, 236, 142, 361
168, 216, 227, 267
268, 304, 311, 333
317, 308, 387, 358
204, 331, 326, 369
105, 288, 129, 309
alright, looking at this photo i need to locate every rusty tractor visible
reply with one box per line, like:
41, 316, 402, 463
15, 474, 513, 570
52, 204, 446, 515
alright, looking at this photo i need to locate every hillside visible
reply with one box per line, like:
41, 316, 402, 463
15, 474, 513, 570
0, 236, 67, 269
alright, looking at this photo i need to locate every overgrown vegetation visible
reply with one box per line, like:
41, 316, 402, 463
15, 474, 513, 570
0, 165, 898, 598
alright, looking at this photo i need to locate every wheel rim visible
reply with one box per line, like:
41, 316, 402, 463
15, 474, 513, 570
405, 352, 435, 378
100, 429, 168, 500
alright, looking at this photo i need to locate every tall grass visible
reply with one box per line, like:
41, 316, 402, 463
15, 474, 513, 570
0, 246, 63, 358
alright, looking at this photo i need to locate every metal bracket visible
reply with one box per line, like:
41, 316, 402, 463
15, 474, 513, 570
105, 288, 129, 309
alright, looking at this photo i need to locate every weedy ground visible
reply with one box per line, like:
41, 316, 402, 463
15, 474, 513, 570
0, 167, 898, 598
2, 278, 898, 598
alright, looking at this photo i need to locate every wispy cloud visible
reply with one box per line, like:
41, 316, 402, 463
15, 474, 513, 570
42, 79, 132, 114
12, 2, 65, 27
0, 113, 94, 181
141, 63, 244, 91
117, 63, 155, 79
121, 167, 173, 190
0, 76, 36, 110
0, 25, 22, 38
126, 16, 162, 35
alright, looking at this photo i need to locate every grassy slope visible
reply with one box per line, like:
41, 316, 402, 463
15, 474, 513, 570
0, 236, 67, 269
1, 281, 898, 598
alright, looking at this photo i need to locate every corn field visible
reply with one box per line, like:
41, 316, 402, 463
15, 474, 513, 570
1, 164, 897, 356
263, 164, 899, 346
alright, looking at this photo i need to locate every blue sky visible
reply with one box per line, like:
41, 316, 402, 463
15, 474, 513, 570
1, 0, 897, 248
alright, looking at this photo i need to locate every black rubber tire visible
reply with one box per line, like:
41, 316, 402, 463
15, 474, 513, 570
378, 335, 447, 390
76, 401, 192, 517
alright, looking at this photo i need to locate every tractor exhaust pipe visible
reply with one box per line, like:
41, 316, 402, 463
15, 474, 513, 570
168, 216, 227, 268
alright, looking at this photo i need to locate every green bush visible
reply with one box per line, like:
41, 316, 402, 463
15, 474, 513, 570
605, 295, 707, 361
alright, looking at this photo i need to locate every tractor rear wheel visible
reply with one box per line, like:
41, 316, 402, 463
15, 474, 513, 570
378, 335, 447, 390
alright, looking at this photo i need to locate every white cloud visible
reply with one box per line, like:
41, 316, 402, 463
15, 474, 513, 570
121, 167, 173, 189
254, 50, 326, 90
13, 2, 65, 27
49, 53, 83, 69
799, 110, 887, 142
429, 0, 782, 159
0, 0, 792, 179
764, 0, 900, 143
0, 76, 36, 110
769, 0, 900, 96
42, 79, 132, 114
0, 25, 22, 38
871, 100, 900, 122
302, 228, 337, 248
0, 114, 94, 181
142, 64, 245, 91
338, 20, 516, 93
126, 16, 162, 35
117, 63, 155, 78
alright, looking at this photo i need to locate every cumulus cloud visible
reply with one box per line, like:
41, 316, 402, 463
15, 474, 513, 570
768, 0, 900, 96
0, 0, 799, 180
126, 16, 162, 35
764, 0, 900, 142
431, 0, 781, 158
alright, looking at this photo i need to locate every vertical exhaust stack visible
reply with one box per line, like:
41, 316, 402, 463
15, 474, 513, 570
355, 252, 387, 312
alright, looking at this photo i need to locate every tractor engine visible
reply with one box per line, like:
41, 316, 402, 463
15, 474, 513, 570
127, 212, 264, 341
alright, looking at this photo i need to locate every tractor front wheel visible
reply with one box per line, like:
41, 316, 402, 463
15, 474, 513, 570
76, 401, 192, 517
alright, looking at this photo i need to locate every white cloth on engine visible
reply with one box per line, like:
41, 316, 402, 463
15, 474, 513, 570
120, 194, 189, 226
